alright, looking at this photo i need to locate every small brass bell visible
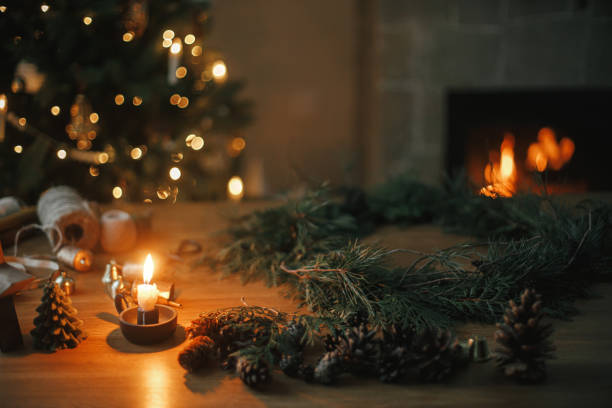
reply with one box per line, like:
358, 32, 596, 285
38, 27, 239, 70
54, 271, 75, 295
470, 336, 491, 363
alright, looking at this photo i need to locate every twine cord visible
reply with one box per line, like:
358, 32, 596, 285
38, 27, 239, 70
13, 223, 63, 257
37, 186, 100, 250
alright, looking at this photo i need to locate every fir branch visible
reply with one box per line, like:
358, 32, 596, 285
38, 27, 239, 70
208, 176, 612, 331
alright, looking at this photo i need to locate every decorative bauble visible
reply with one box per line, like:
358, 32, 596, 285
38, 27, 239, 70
100, 210, 137, 253
66, 94, 98, 150
14, 61, 45, 94
54, 271, 75, 295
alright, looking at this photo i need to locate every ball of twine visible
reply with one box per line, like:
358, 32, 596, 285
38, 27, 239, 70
0, 196, 22, 217
100, 209, 137, 253
37, 186, 100, 250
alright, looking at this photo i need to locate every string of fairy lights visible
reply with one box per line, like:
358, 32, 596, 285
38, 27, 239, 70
0, 3, 245, 201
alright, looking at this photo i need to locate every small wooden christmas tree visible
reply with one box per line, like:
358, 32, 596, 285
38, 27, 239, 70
31, 282, 86, 352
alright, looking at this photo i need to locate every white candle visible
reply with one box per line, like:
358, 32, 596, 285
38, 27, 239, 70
168, 38, 182, 85
137, 254, 158, 311
0, 94, 7, 142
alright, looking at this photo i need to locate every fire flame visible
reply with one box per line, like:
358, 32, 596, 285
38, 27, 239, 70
480, 133, 516, 198
526, 127, 574, 172
480, 127, 575, 198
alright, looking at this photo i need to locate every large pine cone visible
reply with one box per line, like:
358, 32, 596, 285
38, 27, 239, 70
377, 324, 415, 383
411, 327, 462, 382
185, 316, 221, 339
335, 323, 378, 375
279, 352, 303, 377
178, 336, 217, 372
285, 320, 306, 346
495, 289, 555, 383
314, 350, 343, 384
378, 344, 410, 383
236, 357, 271, 388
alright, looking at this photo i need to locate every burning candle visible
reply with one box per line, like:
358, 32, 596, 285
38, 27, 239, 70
0, 94, 7, 142
137, 254, 158, 323
168, 38, 182, 85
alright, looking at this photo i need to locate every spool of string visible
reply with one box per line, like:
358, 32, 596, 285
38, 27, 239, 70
100, 210, 137, 253
56, 246, 93, 272
37, 186, 100, 250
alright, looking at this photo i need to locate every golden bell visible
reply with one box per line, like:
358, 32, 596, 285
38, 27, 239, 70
470, 336, 491, 363
54, 271, 75, 295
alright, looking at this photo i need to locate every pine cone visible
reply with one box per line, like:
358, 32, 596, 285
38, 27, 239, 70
378, 344, 410, 383
411, 327, 462, 382
335, 323, 378, 375
376, 324, 415, 383
324, 333, 340, 352
221, 356, 237, 371
185, 316, 221, 340
495, 289, 555, 383
279, 352, 303, 377
313, 350, 343, 384
285, 320, 306, 346
178, 336, 217, 372
236, 357, 271, 388
298, 364, 315, 383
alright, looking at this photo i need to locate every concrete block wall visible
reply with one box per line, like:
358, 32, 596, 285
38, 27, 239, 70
375, 0, 612, 185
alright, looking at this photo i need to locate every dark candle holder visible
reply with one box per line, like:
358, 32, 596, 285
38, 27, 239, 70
119, 305, 177, 345
137, 307, 159, 325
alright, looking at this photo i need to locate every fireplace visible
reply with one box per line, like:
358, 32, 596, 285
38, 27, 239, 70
446, 89, 612, 194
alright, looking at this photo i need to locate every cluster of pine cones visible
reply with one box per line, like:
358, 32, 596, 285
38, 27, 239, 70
178, 289, 555, 388
280, 315, 467, 385
179, 334, 272, 387
179, 307, 277, 388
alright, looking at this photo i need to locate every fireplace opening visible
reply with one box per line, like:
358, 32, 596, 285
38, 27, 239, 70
446, 89, 612, 194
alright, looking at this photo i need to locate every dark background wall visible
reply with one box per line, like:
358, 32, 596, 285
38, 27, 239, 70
209, 0, 612, 193
377, 0, 612, 185
208, 0, 360, 195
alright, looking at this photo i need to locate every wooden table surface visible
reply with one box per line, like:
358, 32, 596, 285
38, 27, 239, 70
1, 202, 611, 408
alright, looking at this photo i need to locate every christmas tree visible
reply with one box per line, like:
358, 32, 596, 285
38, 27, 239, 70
0, 0, 251, 202
31, 282, 86, 352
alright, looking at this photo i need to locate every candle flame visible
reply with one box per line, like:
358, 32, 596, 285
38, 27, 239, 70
170, 38, 182, 55
0, 94, 6, 112
144, 254, 154, 284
